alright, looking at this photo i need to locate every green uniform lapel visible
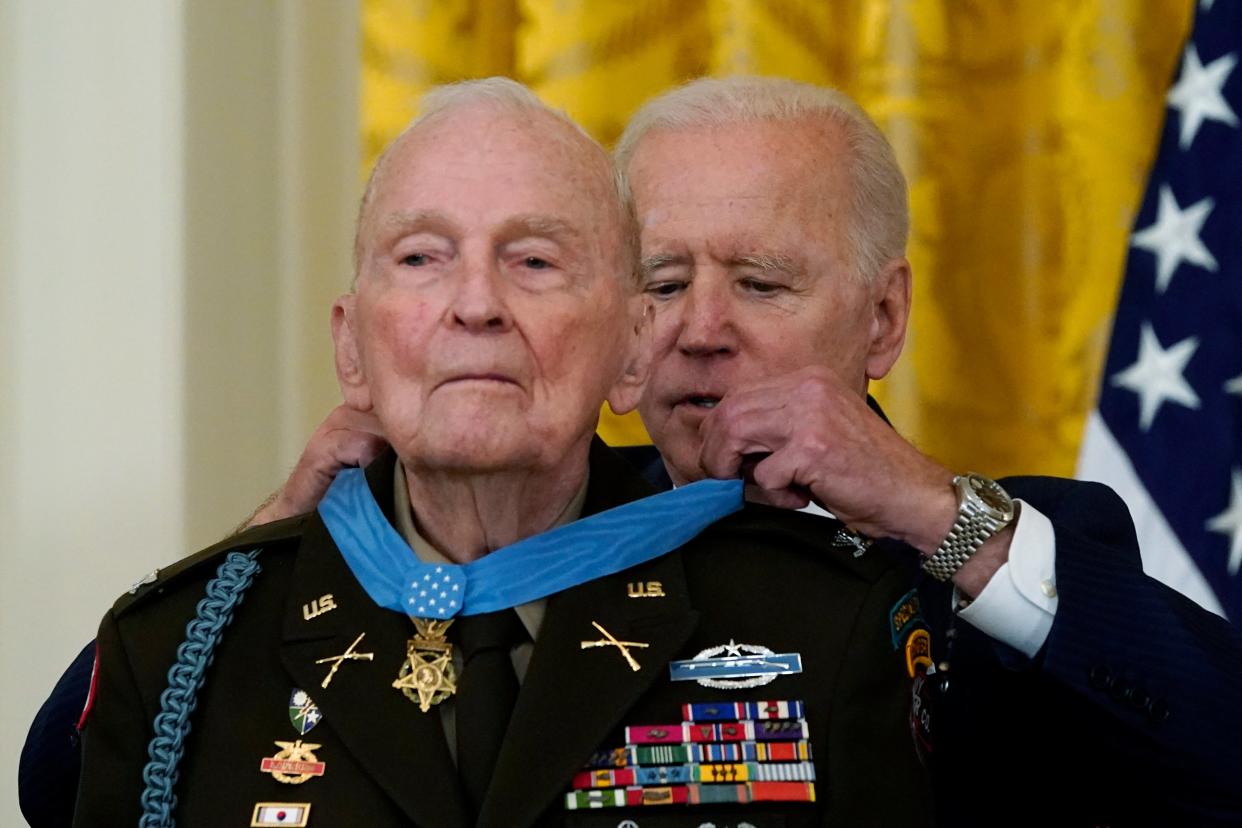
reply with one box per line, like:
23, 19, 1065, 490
278, 455, 472, 827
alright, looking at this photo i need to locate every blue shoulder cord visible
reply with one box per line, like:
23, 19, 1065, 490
138, 549, 262, 828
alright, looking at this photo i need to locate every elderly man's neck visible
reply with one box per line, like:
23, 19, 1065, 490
400, 445, 592, 563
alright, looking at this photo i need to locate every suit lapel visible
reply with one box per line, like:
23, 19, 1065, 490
278, 455, 470, 828
479, 441, 699, 827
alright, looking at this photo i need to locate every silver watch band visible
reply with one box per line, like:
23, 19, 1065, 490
922, 474, 1013, 581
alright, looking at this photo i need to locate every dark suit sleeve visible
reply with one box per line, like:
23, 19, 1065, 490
20, 641, 95, 828
823, 561, 932, 827
72, 611, 151, 828
1000, 478, 1242, 814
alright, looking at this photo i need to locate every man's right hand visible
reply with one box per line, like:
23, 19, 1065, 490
241, 405, 387, 530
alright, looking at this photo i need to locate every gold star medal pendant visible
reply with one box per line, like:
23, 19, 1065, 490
392, 617, 457, 712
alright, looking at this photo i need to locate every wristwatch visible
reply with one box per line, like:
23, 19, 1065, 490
922, 473, 1015, 581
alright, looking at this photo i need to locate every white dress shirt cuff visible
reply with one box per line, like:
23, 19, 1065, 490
956, 499, 1058, 658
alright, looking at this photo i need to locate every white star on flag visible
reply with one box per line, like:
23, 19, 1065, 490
1207, 469, 1242, 575
1167, 44, 1238, 149
1130, 185, 1217, 293
1202, 0, 1215, 11
1226, 373, 1242, 395
1110, 322, 1201, 431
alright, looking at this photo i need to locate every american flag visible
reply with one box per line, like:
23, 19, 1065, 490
1078, 0, 1241, 621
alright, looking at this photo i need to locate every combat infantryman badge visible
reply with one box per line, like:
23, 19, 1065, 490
669, 640, 803, 689
392, 617, 457, 711
260, 741, 326, 784
251, 802, 311, 826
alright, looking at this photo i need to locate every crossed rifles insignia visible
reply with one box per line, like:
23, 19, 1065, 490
580, 621, 650, 672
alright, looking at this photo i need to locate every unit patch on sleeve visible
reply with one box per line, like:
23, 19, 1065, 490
888, 589, 923, 650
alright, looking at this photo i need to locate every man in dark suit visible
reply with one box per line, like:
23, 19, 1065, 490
69, 78, 929, 827
610, 76, 1241, 824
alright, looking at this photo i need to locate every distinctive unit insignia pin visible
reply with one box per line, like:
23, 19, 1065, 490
832, 527, 873, 557
314, 632, 374, 689
668, 640, 803, 689
287, 689, 322, 736
580, 621, 650, 672
392, 617, 457, 711
259, 740, 326, 785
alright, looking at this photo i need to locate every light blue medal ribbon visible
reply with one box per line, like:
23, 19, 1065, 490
318, 468, 743, 618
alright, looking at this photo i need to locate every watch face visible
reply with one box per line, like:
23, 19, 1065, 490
967, 475, 1013, 513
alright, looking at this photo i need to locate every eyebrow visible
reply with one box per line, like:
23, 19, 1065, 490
641, 253, 687, 276
497, 213, 582, 242
640, 251, 801, 278
380, 210, 580, 245
381, 209, 456, 237
732, 252, 800, 277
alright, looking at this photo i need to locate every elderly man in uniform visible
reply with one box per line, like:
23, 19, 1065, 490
68, 80, 927, 828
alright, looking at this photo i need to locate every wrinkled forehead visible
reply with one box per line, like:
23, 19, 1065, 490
363, 106, 619, 240
626, 120, 853, 258
627, 119, 848, 205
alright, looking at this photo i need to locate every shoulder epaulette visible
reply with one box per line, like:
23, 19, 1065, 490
113, 512, 310, 616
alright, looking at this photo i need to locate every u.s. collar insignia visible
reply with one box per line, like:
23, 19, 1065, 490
668, 639, 803, 689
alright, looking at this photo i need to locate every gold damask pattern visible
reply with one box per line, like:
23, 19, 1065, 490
362, 0, 1193, 475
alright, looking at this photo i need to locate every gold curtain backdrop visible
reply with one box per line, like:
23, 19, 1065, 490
362, 0, 1193, 476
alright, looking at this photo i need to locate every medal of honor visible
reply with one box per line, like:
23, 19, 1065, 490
392, 617, 457, 712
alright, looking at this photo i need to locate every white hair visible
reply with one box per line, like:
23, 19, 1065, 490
614, 76, 909, 283
354, 77, 638, 286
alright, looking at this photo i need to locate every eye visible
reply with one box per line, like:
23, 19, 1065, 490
523, 256, 551, 270
740, 278, 783, 295
401, 253, 430, 267
644, 280, 686, 299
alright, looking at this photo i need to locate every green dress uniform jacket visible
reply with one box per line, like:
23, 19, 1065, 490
74, 442, 930, 828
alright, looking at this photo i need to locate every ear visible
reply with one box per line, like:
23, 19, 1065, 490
605, 294, 654, 415
331, 294, 373, 412
864, 257, 912, 381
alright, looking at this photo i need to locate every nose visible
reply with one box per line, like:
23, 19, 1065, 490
449, 254, 512, 333
676, 273, 736, 357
